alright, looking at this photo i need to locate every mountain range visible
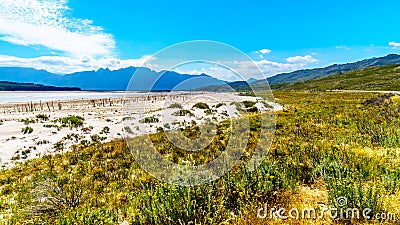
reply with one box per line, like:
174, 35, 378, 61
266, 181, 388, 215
0, 67, 225, 91
264, 53, 400, 85
0, 54, 399, 91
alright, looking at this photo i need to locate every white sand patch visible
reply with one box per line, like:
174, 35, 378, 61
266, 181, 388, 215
0, 92, 281, 168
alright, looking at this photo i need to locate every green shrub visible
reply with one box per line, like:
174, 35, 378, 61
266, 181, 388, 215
21, 126, 34, 134
36, 114, 49, 121
173, 109, 194, 117
139, 116, 159, 123
214, 103, 226, 108
21, 118, 36, 125
193, 102, 209, 109
168, 103, 183, 109
59, 116, 84, 128
242, 100, 256, 108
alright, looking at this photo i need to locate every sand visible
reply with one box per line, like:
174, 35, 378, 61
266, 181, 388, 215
0, 92, 281, 168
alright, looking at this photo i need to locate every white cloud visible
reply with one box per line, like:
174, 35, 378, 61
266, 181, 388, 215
286, 55, 318, 64
0, 0, 116, 57
253, 48, 272, 59
336, 45, 350, 50
258, 49, 272, 54
0, 55, 156, 74
389, 42, 400, 47
171, 58, 308, 81
0, 53, 318, 81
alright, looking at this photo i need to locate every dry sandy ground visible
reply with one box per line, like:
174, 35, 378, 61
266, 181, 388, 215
0, 92, 281, 168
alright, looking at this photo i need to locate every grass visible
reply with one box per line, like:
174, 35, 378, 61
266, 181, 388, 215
172, 109, 194, 117
0, 91, 400, 224
21, 126, 33, 134
168, 103, 183, 109
192, 102, 210, 109
59, 115, 84, 128
139, 115, 159, 123
36, 114, 49, 121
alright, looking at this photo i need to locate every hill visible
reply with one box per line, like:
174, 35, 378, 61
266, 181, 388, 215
197, 54, 400, 92
0, 81, 81, 91
263, 53, 400, 85
277, 64, 400, 91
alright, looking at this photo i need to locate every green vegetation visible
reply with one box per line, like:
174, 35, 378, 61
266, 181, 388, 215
0, 81, 81, 91
100, 126, 110, 134
192, 102, 210, 109
168, 103, 183, 109
36, 114, 49, 121
20, 118, 36, 125
1, 91, 400, 224
21, 126, 33, 134
139, 115, 159, 123
276, 64, 400, 91
214, 103, 226, 108
172, 109, 194, 117
59, 115, 84, 128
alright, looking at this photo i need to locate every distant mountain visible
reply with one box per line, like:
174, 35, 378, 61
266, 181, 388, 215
0, 67, 225, 91
0, 81, 81, 91
264, 53, 400, 85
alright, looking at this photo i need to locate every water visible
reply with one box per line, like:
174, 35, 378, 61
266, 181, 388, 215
0, 91, 147, 104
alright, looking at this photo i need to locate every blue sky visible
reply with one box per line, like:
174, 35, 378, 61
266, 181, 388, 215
0, 0, 400, 80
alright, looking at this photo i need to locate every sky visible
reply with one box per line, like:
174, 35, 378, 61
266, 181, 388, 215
0, 0, 400, 80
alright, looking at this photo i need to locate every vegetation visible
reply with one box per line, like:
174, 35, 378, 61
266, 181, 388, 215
172, 109, 194, 117
59, 115, 84, 128
20, 118, 36, 125
214, 103, 226, 108
0, 81, 81, 91
1, 91, 400, 224
139, 116, 159, 123
36, 114, 49, 121
192, 102, 210, 109
21, 126, 33, 134
276, 64, 400, 91
168, 103, 183, 109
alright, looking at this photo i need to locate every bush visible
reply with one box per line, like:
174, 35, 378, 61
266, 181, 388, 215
214, 103, 226, 108
21, 118, 36, 125
21, 126, 34, 134
139, 116, 159, 123
168, 103, 183, 109
36, 114, 49, 121
100, 126, 110, 134
173, 109, 194, 117
242, 100, 256, 108
59, 116, 84, 128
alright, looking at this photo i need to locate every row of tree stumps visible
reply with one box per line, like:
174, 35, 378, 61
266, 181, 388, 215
1, 98, 120, 115
7, 101, 62, 113
1, 94, 191, 115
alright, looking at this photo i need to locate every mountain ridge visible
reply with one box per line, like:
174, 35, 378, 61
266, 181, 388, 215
1, 54, 400, 91
264, 53, 400, 85
0, 66, 225, 91
0, 81, 81, 91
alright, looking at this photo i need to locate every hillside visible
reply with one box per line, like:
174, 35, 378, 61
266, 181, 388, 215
0, 67, 225, 91
198, 54, 400, 92
263, 53, 400, 85
0, 81, 81, 91
277, 64, 400, 91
